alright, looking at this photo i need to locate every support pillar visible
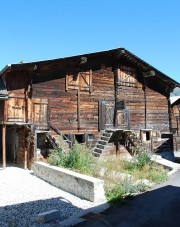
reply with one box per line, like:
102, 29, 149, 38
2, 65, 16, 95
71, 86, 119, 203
2, 124, 6, 169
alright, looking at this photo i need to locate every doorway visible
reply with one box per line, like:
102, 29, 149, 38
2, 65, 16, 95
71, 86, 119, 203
6, 126, 19, 163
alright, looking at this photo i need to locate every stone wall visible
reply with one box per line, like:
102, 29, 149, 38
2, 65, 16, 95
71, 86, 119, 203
32, 162, 106, 203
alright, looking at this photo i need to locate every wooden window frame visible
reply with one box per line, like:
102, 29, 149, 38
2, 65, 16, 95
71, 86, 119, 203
117, 66, 137, 87
66, 70, 92, 93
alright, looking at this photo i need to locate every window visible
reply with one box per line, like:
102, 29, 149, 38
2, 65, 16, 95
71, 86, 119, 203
116, 100, 126, 110
68, 132, 93, 144
75, 134, 84, 143
66, 70, 92, 92
141, 129, 152, 142
117, 66, 137, 87
88, 134, 93, 141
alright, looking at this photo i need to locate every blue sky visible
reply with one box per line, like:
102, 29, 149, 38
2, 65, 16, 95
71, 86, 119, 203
0, 0, 179, 82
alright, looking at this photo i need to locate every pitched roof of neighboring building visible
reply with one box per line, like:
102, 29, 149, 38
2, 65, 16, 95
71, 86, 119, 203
170, 96, 180, 105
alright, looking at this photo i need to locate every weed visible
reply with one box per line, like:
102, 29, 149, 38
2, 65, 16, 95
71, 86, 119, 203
47, 141, 95, 174
136, 152, 151, 168
106, 178, 148, 206
48, 143, 168, 206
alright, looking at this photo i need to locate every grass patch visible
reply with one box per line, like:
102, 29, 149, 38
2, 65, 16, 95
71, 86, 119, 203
94, 152, 168, 205
48, 146, 168, 206
106, 178, 148, 206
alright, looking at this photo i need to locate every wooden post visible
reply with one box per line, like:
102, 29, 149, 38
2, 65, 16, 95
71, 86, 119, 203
2, 124, 6, 169
77, 89, 80, 130
114, 68, 118, 128
24, 148, 27, 169
34, 132, 37, 162
143, 78, 147, 129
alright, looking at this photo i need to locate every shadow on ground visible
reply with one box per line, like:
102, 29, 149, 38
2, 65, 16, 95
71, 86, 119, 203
75, 184, 180, 227
0, 196, 83, 226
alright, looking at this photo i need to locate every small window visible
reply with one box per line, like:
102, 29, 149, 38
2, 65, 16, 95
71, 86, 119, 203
117, 66, 136, 87
62, 134, 69, 141
66, 70, 92, 92
116, 100, 126, 110
75, 134, 84, 143
88, 134, 94, 141
141, 129, 151, 142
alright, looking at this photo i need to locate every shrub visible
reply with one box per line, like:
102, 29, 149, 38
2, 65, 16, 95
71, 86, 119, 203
65, 142, 95, 174
47, 146, 66, 166
47, 141, 95, 174
136, 152, 151, 168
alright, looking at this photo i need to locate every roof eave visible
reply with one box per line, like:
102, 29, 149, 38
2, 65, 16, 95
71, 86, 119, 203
0, 64, 11, 76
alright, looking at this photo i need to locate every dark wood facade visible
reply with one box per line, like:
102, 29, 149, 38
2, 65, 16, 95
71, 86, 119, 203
0, 48, 179, 168
171, 97, 180, 151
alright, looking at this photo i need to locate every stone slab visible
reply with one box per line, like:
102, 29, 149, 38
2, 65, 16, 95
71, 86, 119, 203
35, 209, 60, 223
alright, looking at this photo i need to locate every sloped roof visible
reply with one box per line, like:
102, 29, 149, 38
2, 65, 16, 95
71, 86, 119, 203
1, 48, 179, 88
0, 77, 8, 100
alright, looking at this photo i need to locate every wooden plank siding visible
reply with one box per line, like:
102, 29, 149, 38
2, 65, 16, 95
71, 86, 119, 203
32, 67, 115, 134
171, 102, 180, 151
30, 65, 172, 136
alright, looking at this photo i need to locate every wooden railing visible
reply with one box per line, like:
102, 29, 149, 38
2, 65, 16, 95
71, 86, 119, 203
49, 122, 72, 148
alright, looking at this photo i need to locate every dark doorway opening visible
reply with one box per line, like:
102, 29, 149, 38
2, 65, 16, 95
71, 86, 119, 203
6, 126, 19, 163
75, 134, 84, 143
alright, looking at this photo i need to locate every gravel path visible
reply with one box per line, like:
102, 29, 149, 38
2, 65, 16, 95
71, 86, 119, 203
0, 166, 97, 227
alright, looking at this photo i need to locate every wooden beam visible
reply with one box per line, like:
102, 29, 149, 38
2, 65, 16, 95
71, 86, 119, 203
143, 78, 147, 129
2, 124, 6, 169
77, 89, 80, 130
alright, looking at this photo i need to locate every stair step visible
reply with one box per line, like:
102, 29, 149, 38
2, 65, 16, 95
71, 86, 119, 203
101, 136, 110, 141
103, 132, 112, 137
94, 148, 103, 154
92, 152, 101, 157
99, 140, 108, 145
97, 144, 105, 149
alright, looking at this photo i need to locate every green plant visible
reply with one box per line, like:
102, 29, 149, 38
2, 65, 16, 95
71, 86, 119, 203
65, 142, 95, 174
47, 146, 66, 166
146, 164, 168, 183
136, 152, 151, 168
123, 160, 137, 173
106, 178, 148, 206
47, 141, 95, 174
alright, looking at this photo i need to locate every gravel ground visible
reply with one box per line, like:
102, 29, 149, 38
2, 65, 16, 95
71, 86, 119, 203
0, 166, 97, 227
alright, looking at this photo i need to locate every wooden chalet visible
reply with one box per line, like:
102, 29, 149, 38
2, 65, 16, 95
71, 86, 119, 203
0, 48, 179, 169
171, 96, 180, 151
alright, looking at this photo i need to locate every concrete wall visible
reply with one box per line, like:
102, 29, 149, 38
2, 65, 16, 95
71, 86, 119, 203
32, 162, 106, 203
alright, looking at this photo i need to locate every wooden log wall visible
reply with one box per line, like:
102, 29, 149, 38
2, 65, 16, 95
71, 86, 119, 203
171, 103, 180, 151
145, 88, 169, 131
117, 79, 169, 132
32, 67, 114, 135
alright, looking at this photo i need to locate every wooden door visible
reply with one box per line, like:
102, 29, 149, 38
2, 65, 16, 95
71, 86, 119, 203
6, 97, 25, 122
33, 98, 49, 130
99, 100, 115, 130
116, 110, 130, 129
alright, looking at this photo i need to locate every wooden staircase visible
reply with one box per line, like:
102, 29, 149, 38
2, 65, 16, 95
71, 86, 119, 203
92, 129, 146, 158
92, 131, 113, 157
